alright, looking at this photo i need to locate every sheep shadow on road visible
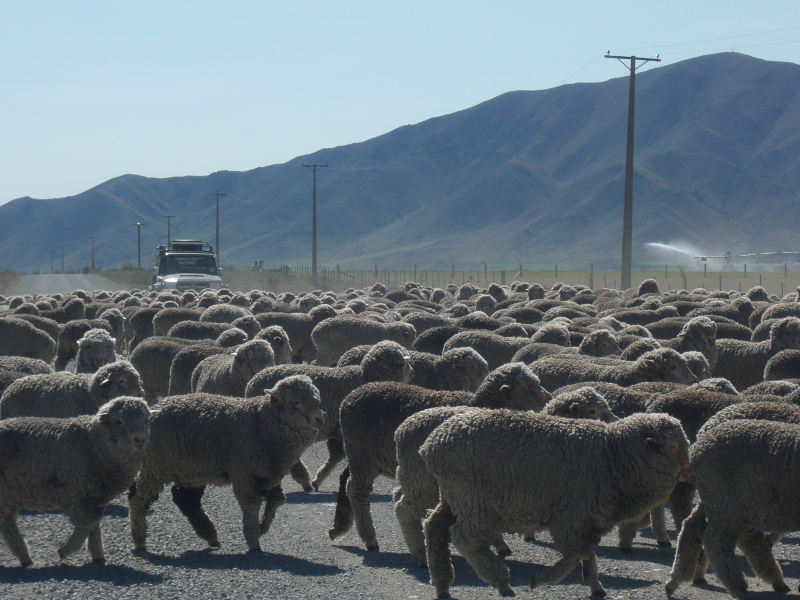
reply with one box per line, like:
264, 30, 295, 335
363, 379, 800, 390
0, 563, 163, 585
140, 549, 345, 576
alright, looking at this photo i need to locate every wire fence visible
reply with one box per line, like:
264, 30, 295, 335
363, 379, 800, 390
220, 262, 800, 297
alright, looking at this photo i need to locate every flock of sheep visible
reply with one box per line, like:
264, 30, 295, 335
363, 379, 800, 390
1, 279, 800, 599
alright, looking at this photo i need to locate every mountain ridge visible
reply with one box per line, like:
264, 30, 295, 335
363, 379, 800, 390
2, 52, 800, 272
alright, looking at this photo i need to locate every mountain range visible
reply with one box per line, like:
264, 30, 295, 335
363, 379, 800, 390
2, 52, 800, 272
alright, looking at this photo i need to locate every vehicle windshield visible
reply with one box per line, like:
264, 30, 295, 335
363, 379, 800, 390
159, 254, 218, 276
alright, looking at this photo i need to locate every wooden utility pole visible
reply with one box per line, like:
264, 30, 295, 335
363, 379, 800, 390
605, 52, 660, 290
162, 215, 176, 247
209, 194, 226, 265
132, 223, 145, 267
301, 163, 328, 285
88, 237, 95, 271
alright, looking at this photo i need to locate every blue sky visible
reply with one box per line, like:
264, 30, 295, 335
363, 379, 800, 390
2, 1, 799, 204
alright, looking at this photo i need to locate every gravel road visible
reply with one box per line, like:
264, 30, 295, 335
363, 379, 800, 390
7, 274, 124, 296
1, 441, 797, 600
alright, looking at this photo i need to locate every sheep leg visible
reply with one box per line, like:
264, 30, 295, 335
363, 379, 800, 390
170, 485, 220, 548
0, 509, 32, 566
289, 460, 314, 492
667, 482, 696, 535
651, 504, 672, 547
703, 518, 749, 600
394, 486, 428, 567
346, 470, 380, 551
737, 526, 788, 592
54, 346, 71, 371
232, 481, 264, 553
581, 550, 607, 597
617, 519, 638, 553
60, 502, 104, 560
666, 503, 707, 597
87, 525, 104, 563
311, 437, 346, 490
329, 467, 353, 540
493, 534, 512, 557
128, 480, 163, 551
767, 531, 784, 547
258, 485, 287, 536
450, 522, 514, 596
424, 500, 457, 599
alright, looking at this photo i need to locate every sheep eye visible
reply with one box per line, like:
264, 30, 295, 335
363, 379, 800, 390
670, 364, 677, 371
114, 419, 124, 426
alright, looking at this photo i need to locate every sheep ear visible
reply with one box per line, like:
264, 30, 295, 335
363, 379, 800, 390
645, 438, 664, 450
569, 402, 582, 415
265, 388, 283, 406
677, 333, 686, 339
642, 359, 656, 368
98, 411, 111, 423
500, 384, 512, 396
99, 377, 112, 387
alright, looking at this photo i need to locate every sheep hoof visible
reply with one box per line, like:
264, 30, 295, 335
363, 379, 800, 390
496, 547, 512, 557
209, 540, 221, 548
247, 547, 263, 554
665, 581, 678, 598
693, 577, 708, 586
366, 543, 379, 552
530, 575, 538, 589
92, 557, 106, 564
773, 581, 790, 593
301, 482, 314, 492
436, 591, 451, 599
591, 588, 607, 597
619, 547, 633, 554
523, 534, 536, 542
497, 583, 515, 596
657, 540, 672, 548
132, 546, 147, 554
20, 559, 32, 567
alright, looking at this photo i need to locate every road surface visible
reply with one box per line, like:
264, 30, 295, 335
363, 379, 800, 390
6, 274, 124, 296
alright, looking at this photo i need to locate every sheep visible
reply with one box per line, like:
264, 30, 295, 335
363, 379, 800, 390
741, 379, 800, 396
0, 360, 144, 419
441, 330, 537, 371
38, 297, 85, 324
191, 340, 275, 396
128, 375, 324, 553
763, 349, 800, 381
412, 325, 465, 355
713, 316, 800, 390
54, 318, 115, 371
530, 347, 698, 391
255, 325, 293, 365
166, 331, 250, 397
420, 410, 690, 598
512, 329, 621, 364
167, 320, 234, 341
75, 328, 117, 374
0, 356, 53, 375
129, 336, 196, 404
619, 338, 662, 360
665, 419, 800, 600
330, 363, 552, 552
0, 317, 57, 363
244, 340, 412, 491
255, 305, 336, 363
127, 307, 161, 352
151, 307, 203, 336
392, 385, 619, 566
311, 315, 415, 366
338, 345, 490, 392
0, 397, 150, 565
215, 327, 249, 347
9, 314, 62, 345
200, 303, 252, 323
657, 316, 718, 369
552, 381, 655, 417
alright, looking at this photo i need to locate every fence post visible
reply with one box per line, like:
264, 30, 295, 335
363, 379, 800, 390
451, 264, 455, 282
374, 264, 378, 282
665, 264, 668, 279
760, 274, 762, 287
555, 264, 558, 279
744, 264, 747, 278
484, 264, 488, 285
719, 275, 722, 291
785, 263, 788, 278
501, 271, 506, 285
704, 263, 707, 278
604, 273, 607, 287
414, 265, 417, 282
590, 264, 594, 289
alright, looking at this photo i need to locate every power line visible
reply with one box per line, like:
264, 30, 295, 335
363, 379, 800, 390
613, 24, 800, 52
